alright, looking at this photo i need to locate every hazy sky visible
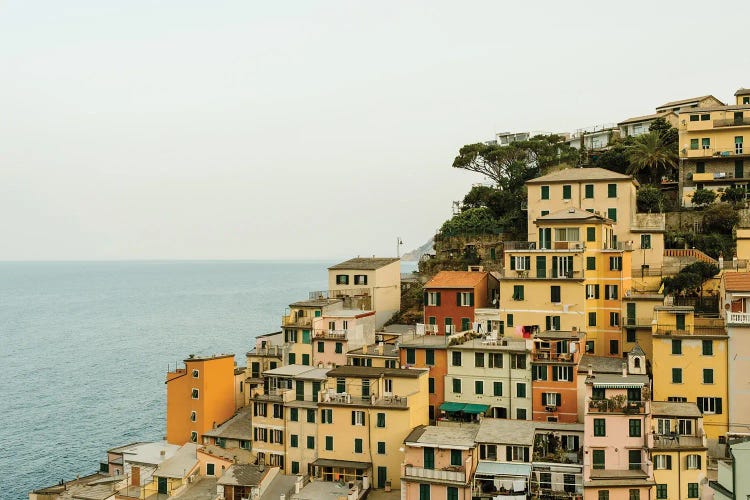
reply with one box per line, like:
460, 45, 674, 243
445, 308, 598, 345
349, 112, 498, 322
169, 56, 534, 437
1, 1, 748, 260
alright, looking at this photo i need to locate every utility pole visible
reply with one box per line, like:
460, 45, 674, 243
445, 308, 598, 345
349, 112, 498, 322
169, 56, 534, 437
397, 237, 403, 258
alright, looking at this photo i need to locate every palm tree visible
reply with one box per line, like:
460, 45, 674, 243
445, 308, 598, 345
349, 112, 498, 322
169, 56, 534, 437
626, 132, 678, 185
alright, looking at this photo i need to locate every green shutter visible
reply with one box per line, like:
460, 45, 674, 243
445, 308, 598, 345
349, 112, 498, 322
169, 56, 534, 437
563, 185, 571, 199
586, 256, 596, 270
608, 184, 617, 198
587, 227, 596, 242
607, 208, 617, 222
536, 256, 546, 278
585, 184, 594, 198
541, 185, 549, 199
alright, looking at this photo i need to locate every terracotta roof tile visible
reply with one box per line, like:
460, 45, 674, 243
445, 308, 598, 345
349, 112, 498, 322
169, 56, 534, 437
724, 272, 750, 291
526, 167, 633, 184
424, 271, 488, 289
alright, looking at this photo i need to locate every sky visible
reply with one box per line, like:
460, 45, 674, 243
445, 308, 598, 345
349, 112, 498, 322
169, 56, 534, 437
0, 1, 748, 260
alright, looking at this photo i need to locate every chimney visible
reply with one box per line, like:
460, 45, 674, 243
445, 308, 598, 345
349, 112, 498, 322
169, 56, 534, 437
160, 450, 166, 457
622, 362, 628, 377
587, 363, 593, 376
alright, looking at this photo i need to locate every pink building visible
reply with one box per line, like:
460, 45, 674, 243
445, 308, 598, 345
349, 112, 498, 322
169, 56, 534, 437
583, 349, 654, 499
312, 309, 375, 367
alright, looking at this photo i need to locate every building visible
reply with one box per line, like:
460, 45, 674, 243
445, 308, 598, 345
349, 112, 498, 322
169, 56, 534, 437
525, 166, 665, 276
216, 464, 293, 500
621, 291, 665, 361
202, 406, 253, 453
650, 306, 728, 446
422, 270, 499, 335
312, 309, 376, 368
566, 123, 619, 152
532, 421, 585, 498
582, 348, 653, 500
443, 337, 532, 421
282, 298, 343, 367
677, 89, 750, 206
501, 208, 632, 357
618, 111, 678, 138
327, 257, 401, 328
246, 332, 284, 394
401, 424, 479, 500
710, 437, 750, 500
347, 342, 400, 369
721, 272, 750, 433
648, 401, 708, 500
166, 354, 236, 445
531, 329, 584, 423
313, 365, 430, 489
473, 418, 535, 499
29, 473, 122, 500
104, 441, 181, 489
283, 366, 328, 476
143, 443, 200, 498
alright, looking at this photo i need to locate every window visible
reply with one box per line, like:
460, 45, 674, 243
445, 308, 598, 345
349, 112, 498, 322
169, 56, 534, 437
585, 184, 594, 198
333, 342, 342, 354
628, 450, 641, 473
190, 411, 196, 422
425, 291, 441, 306
254, 402, 267, 417
405, 348, 415, 365
472, 352, 484, 368
288, 353, 296, 364
352, 410, 365, 426
301, 353, 309, 365
541, 185, 550, 200
306, 409, 315, 423
609, 257, 622, 271
489, 353, 503, 368
607, 208, 617, 222
702, 340, 713, 355
428, 377, 435, 394
672, 368, 682, 383
273, 404, 283, 419
700, 114, 710, 121
304, 435, 314, 449
656, 484, 667, 499
290, 434, 299, 448
678, 419, 693, 435
419, 484, 430, 500
585, 227, 596, 243
672, 339, 682, 354
686, 454, 701, 470
354, 438, 363, 453
206, 462, 215, 476
291, 461, 300, 474
654, 455, 672, 470
592, 449, 605, 469
425, 348, 434, 365
586, 340, 594, 353
458, 292, 474, 306
325, 436, 333, 450
321, 408, 333, 423
605, 284, 618, 300
449, 449, 462, 466
688, 483, 699, 498
452, 378, 461, 393
475, 380, 484, 394
507, 314, 514, 327
598, 491, 609, 500
516, 383, 526, 398
588, 312, 597, 327
554, 227, 579, 242
550, 286, 561, 303
377, 441, 386, 454
506, 354, 524, 370
493, 381, 503, 396
696, 161, 705, 173
190, 431, 198, 443
512, 285, 525, 301
702, 138, 710, 149
640, 234, 651, 249
376, 412, 386, 428
191, 388, 199, 399
610, 313, 620, 327
336, 274, 349, 285
191, 369, 199, 378
745, 97, 750, 105
532, 366, 547, 381
629, 419, 641, 437
607, 183, 617, 198
586, 284, 600, 299
690, 114, 700, 122
584, 257, 596, 272
542, 392, 561, 406
452, 351, 462, 366
563, 185, 572, 199
317, 341, 325, 353
703, 368, 714, 384
423, 447, 435, 469
629, 489, 640, 500
697, 397, 722, 414
354, 274, 367, 285
690, 138, 699, 150
541, 210, 549, 217
594, 418, 606, 436
447, 488, 458, 500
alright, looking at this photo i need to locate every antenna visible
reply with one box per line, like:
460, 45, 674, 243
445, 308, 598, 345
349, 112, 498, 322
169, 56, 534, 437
397, 237, 403, 258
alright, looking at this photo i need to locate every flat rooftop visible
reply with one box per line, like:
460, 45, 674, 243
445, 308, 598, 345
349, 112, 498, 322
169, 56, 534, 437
327, 365, 425, 379
202, 406, 253, 440
451, 338, 529, 352
263, 365, 322, 378
405, 424, 479, 449
108, 441, 181, 465
476, 419, 536, 446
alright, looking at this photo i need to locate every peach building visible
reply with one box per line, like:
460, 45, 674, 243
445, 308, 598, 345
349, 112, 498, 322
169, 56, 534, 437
312, 309, 376, 367
166, 354, 236, 446
531, 329, 584, 423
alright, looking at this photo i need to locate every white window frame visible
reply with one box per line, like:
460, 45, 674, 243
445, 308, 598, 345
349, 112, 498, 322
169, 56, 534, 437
554, 366, 573, 381
384, 379, 393, 393
190, 431, 198, 443
459, 292, 473, 306
190, 411, 197, 422
192, 369, 199, 378
511, 446, 526, 462
586, 284, 598, 299
699, 397, 718, 414
514, 256, 528, 270
654, 455, 668, 470
678, 419, 693, 435
543, 392, 561, 406
554, 228, 580, 242
427, 292, 439, 306
191, 388, 199, 399
686, 454, 700, 470
353, 410, 365, 426
657, 418, 671, 435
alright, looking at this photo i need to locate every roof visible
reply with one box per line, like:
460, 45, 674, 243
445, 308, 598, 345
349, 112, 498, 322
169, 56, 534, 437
154, 443, 198, 478
424, 270, 488, 289
651, 401, 702, 418
217, 464, 269, 487
629, 344, 645, 356
404, 424, 479, 449
329, 257, 400, 270
259, 474, 298, 500
526, 167, 633, 184
535, 207, 612, 223
618, 111, 677, 126
534, 330, 584, 340
323, 309, 374, 318
476, 418, 536, 446
656, 95, 718, 109
202, 406, 253, 440
399, 335, 451, 348
380, 324, 414, 335
107, 441, 181, 465
170, 477, 218, 500
327, 365, 425, 379
289, 298, 341, 308
295, 367, 331, 381
725, 272, 750, 291
678, 103, 750, 113
348, 343, 400, 358
310, 458, 371, 469
475, 461, 532, 477
256, 331, 282, 338
451, 338, 529, 352
736, 88, 750, 96
200, 444, 255, 464
263, 364, 320, 378
588, 373, 649, 387
578, 355, 626, 374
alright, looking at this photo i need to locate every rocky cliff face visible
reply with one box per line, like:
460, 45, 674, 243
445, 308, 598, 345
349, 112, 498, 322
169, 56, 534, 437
401, 238, 434, 261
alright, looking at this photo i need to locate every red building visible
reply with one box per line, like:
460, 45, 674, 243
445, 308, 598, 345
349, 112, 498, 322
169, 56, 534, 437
530, 329, 583, 423
422, 270, 498, 334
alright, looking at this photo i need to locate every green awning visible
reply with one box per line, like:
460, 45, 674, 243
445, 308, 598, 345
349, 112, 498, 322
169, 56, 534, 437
462, 404, 489, 414
439, 402, 466, 412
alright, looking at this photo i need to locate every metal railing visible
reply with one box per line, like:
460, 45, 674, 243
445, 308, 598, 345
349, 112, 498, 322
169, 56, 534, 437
653, 324, 725, 336
533, 351, 575, 362
404, 466, 466, 483
281, 315, 312, 327
588, 399, 645, 414
314, 329, 349, 340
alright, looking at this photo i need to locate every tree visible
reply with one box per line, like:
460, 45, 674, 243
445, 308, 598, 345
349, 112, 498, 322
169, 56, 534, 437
439, 207, 500, 236
691, 188, 717, 208
720, 185, 747, 206
636, 185, 666, 213
648, 117, 678, 148
702, 202, 739, 234
626, 132, 678, 185
462, 185, 494, 209
662, 261, 719, 296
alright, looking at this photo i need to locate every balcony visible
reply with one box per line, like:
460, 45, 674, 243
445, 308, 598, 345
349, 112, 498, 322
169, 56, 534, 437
588, 399, 645, 414
319, 391, 409, 408
314, 329, 349, 340
649, 433, 706, 450
505, 241, 537, 250
532, 351, 575, 363
404, 466, 466, 483
713, 117, 750, 128
281, 315, 312, 327
653, 324, 726, 337
727, 312, 750, 325
501, 269, 583, 280
631, 213, 666, 232
624, 317, 654, 328
505, 241, 585, 252
603, 241, 633, 251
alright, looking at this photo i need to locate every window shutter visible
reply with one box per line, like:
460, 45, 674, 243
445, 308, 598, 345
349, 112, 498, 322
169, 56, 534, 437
552, 367, 558, 381
716, 398, 722, 414
595, 285, 600, 299
424, 292, 428, 306
351, 411, 356, 425
436, 292, 441, 306
525, 256, 531, 269
545, 316, 551, 331
696, 398, 704, 413
506, 447, 512, 461
666, 456, 672, 470
510, 257, 516, 270
470, 293, 474, 306
697, 455, 701, 469
523, 447, 530, 462
457, 293, 461, 306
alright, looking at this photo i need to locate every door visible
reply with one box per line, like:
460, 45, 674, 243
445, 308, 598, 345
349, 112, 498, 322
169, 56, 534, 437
737, 159, 745, 178
131, 466, 140, 486
676, 314, 686, 331
735, 112, 744, 125
626, 303, 636, 326
302, 330, 311, 344
539, 228, 552, 249
296, 380, 304, 401
157, 477, 168, 495
377, 466, 387, 489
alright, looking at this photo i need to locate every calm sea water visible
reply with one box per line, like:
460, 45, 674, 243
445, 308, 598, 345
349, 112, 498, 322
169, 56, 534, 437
0, 260, 415, 499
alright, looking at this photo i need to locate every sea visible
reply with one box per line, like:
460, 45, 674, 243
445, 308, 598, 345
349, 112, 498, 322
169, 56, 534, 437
0, 260, 417, 499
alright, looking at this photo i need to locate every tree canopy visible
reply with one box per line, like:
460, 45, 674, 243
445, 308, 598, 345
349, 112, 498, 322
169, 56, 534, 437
626, 132, 678, 185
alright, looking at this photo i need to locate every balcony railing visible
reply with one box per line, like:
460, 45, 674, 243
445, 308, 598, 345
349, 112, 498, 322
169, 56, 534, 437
502, 269, 583, 279
727, 312, 750, 325
505, 241, 537, 250
650, 433, 706, 449
404, 466, 466, 483
281, 315, 312, 327
588, 399, 645, 414
319, 391, 409, 407
713, 117, 750, 128
533, 351, 575, 363
624, 317, 654, 328
314, 329, 349, 340
653, 325, 726, 337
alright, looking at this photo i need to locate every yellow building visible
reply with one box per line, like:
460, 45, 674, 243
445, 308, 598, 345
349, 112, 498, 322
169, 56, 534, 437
313, 365, 429, 489
282, 298, 342, 366
649, 402, 708, 500
650, 306, 728, 445
525, 167, 664, 276
677, 88, 750, 206
282, 367, 329, 477
501, 208, 632, 357
622, 291, 665, 361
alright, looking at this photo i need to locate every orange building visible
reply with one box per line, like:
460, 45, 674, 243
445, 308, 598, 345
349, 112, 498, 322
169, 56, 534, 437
166, 354, 236, 445
531, 329, 583, 423
399, 334, 450, 423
